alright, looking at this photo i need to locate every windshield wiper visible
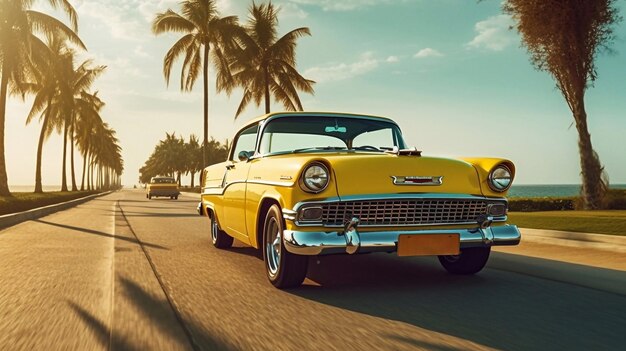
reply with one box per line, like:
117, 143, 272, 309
352, 146, 384, 152
292, 146, 347, 154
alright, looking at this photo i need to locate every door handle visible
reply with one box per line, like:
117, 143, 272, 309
226, 164, 235, 170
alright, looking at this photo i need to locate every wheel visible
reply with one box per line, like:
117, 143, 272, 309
210, 215, 233, 249
263, 204, 308, 288
170, 196, 174, 199
438, 247, 491, 275
148, 194, 152, 199
174, 196, 178, 200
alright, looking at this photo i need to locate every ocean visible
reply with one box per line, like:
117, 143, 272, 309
508, 184, 626, 198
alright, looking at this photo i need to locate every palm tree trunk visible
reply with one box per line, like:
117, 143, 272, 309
80, 151, 86, 191
190, 171, 195, 188
70, 118, 77, 191
574, 100, 605, 210
264, 67, 270, 114
202, 44, 210, 169
61, 122, 69, 192
86, 154, 91, 191
34, 106, 51, 193
0, 65, 12, 196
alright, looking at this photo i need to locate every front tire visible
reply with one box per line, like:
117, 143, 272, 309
263, 204, 308, 288
438, 247, 491, 275
210, 215, 233, 249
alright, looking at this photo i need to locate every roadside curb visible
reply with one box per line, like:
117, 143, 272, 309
520, 227, 626, 253
0, 191, 113, 230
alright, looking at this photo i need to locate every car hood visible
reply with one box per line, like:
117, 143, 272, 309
324, 153, 483, 197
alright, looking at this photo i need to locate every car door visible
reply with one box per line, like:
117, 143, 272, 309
222, 124, 259, 240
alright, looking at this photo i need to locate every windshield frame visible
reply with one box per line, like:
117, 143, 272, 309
253, 114, 407, 158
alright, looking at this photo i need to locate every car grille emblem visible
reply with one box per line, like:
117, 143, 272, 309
391, 176, 443, 186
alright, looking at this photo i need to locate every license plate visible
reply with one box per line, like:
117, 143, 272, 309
397, 234, 460, 256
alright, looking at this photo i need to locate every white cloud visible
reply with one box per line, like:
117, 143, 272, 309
466, 14, 516, 51
134, 45, 151, 58
137, 0, 180, 22
304, 52, 380, 83
414, 48, 443, 58
289, 0, 397, 11
75, 1, 144, 41
278, 3, 309, 20
386, 55, 399, 63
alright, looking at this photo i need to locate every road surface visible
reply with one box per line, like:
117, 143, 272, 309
1, 190, 625, 350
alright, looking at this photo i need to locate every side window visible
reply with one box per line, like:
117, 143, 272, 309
231, 124, 259, 162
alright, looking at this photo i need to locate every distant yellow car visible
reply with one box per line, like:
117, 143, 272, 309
147, 177, 179, 200
198, 112, 520, 288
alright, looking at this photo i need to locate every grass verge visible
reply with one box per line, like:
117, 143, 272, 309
508, 210, 626, 236
0, 191, 100, 216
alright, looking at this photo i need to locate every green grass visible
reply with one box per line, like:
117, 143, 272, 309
508, 210, 626, 236
0, 191, 100, 216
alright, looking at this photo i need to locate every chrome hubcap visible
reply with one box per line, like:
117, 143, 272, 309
265, 218, 281, 276
211, 218, 218, 243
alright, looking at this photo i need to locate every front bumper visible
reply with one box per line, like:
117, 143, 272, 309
283, 224, 521, 256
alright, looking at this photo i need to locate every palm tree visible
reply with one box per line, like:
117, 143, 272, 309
152, 0, 240, 169
186, 134, 202, 187
47, 55, 105, 192
0, 0, 83, 196
20, 37, 69, 193
75, 92, 105, 191
231, 2, 315, 118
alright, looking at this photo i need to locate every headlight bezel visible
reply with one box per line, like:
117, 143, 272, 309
488, 164, 513, 192
299, 162, 330, 194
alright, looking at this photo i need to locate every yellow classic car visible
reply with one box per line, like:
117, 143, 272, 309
147, 177, 180, 200
198, 112, 520, 288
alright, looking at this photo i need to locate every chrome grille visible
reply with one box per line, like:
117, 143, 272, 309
320, 199, 496, 226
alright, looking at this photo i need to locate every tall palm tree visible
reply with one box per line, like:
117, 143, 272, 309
21, 37, 72, 193
0, 0, 83, 196
231, 2, 315, 118
152, 0, 240, 169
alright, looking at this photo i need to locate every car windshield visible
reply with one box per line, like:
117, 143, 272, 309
259, 116, 406, 155
151, 178, 176, 184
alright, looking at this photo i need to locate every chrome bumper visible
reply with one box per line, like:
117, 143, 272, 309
283, 225, 521, 256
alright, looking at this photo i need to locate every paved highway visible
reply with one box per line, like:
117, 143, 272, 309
1, 190, 625, 350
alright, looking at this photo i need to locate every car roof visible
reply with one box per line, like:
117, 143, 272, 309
239, 112, 396, 131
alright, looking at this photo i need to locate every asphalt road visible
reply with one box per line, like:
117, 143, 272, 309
1, 190, 625, 351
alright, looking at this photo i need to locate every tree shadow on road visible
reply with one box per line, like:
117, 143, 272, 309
67, 301, 138, 351
34, 219, 168, 250
287, 253, 626, 351
118, 276, 237, 351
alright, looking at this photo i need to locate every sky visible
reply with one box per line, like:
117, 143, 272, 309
5, 0, 626, 189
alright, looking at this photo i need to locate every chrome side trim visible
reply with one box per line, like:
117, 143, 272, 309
283, 225, 521, 256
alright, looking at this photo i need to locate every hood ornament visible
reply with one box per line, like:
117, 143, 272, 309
392, 176, 443, 186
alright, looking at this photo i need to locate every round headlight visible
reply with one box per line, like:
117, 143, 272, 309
301, 163, 329, 193
489, 165, 512, 192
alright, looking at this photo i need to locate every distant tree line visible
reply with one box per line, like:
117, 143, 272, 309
0, 0, 123, 196
139, 133, 228, 186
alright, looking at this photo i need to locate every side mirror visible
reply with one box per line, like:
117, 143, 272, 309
238, 150, 251, 162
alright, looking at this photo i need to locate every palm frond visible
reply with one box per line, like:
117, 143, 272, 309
153, 9, 196, 34
163, 34, 196, 85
